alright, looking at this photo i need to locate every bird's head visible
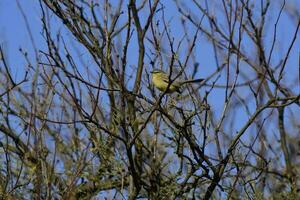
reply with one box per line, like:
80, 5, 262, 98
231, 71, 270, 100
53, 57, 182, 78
151, 69, 165, 74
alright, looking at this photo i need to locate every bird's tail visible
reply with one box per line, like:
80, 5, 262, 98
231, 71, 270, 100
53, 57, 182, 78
182, 78, 204, 84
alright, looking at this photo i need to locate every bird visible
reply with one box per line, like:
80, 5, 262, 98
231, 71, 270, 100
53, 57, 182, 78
151, 69, 204, 93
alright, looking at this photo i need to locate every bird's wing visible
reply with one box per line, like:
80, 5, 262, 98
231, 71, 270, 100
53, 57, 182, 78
161, 76, 170, 83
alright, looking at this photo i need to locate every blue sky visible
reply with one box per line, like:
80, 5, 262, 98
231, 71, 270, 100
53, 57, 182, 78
1, 0, 299, 156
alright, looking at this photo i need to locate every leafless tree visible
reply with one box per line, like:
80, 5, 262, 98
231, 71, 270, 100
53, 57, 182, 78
0, 0, 299, 199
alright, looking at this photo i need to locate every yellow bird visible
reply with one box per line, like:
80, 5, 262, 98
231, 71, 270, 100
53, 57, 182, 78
151, 69, 204, 93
